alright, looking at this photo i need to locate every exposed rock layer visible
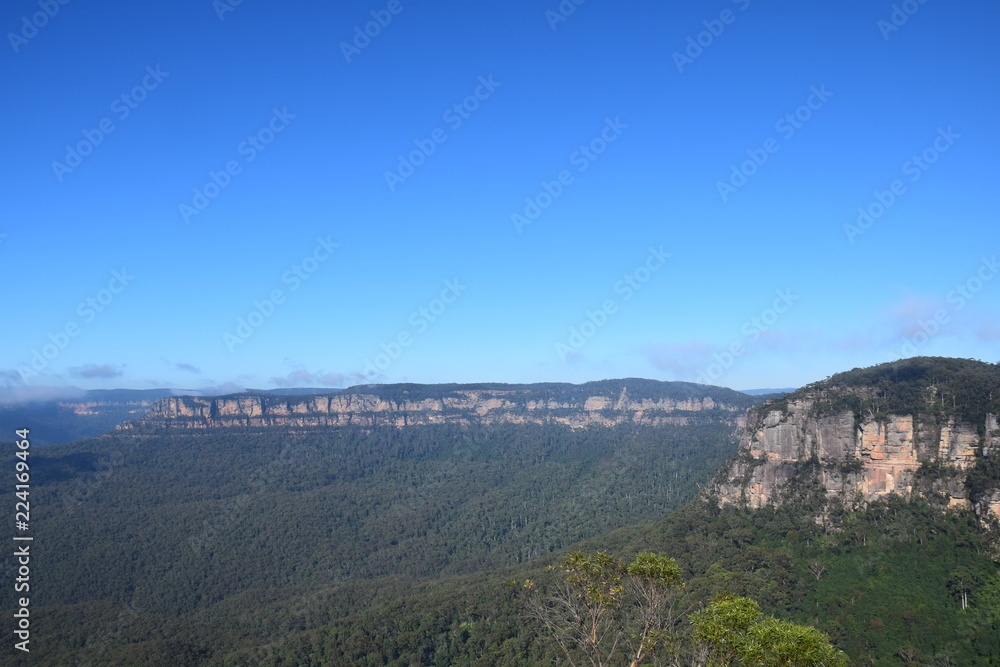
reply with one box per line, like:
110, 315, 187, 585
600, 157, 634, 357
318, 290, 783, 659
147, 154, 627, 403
120, 388, 748, 431
714, 396, 1000, 518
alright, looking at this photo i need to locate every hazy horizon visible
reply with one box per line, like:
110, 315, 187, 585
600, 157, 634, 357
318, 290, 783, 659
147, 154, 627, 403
0, 377, 802, 406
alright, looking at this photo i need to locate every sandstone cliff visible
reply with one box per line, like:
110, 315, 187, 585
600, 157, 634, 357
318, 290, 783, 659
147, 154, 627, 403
712, 357, 1000, 520
119, 381, 752, 432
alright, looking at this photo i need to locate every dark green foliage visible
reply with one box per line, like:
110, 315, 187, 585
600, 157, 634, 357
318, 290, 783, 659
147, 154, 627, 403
967, 451, 1000, 508
691, 594, 846, 667
834, 457, 864, 476
623, 497, 1000, 665
8, 487, 997, 664
754, 356, 1000, 427
0, 418, 741, 664
75, 495, 992, 666
912, 458, 968, 507
521, 551, 684, 665
10, 420, 737, 612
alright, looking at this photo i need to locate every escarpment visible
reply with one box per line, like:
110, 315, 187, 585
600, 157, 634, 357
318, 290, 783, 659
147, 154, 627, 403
119, 380, 756, 431
712, 357, 1000, 520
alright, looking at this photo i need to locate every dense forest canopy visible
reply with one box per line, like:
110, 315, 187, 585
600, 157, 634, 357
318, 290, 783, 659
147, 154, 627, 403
5, 419, 741, 616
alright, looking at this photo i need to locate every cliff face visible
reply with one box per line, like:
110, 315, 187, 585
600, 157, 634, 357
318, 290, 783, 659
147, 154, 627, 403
714, 396, 1000, 518
120, 386, 748, 432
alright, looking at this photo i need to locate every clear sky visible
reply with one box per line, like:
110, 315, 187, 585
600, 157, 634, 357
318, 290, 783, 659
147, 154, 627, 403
2, 0, 998, 398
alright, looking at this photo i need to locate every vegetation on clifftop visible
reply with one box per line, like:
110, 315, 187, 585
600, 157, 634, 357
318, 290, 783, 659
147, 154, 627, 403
749, 357, 1000, 427
318, 378, 760, 411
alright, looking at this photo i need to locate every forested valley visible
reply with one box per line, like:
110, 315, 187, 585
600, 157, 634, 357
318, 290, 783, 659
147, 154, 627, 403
2, 416, 743, 664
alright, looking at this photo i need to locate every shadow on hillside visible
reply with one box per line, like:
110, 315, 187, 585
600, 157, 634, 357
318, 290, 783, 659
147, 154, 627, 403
34, 452, 101, 484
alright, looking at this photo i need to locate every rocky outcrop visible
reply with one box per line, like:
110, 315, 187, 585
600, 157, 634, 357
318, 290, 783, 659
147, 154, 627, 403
714, 397, 1000, 519
119, 386, 748, 432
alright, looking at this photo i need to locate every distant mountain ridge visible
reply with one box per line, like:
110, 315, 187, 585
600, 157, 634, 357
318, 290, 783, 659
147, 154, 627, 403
0, 388, 177, 445
121, 379, 760, 431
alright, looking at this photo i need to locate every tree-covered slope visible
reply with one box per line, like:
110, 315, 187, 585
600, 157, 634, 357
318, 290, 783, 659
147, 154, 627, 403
30, 496, 994, 666
2, 419, 740, 645
201, 498, 998, 666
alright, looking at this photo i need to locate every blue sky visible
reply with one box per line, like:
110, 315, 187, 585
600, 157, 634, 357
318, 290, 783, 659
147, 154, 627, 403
2, 0, 998, 398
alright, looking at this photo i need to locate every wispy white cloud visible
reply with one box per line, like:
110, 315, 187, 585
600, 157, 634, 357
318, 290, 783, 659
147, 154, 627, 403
640, 293, 997, 381
69, 364, 124, 379
642, 341, 716, 376
270, 368, 367, 388
977, 319, 1000, 342
0, 380, 86, 405
886, 295, 955, 339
